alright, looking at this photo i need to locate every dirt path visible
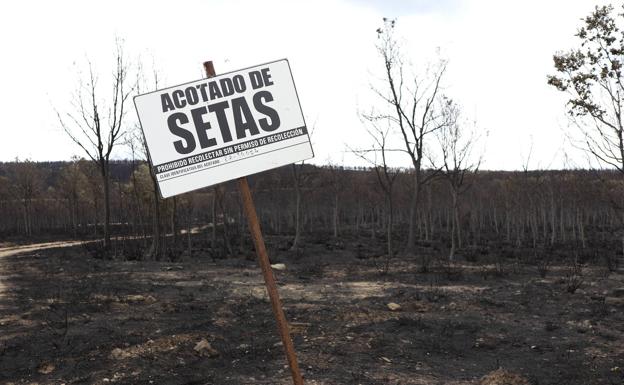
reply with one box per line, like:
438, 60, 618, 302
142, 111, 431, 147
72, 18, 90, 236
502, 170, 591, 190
0, 240, 84, 258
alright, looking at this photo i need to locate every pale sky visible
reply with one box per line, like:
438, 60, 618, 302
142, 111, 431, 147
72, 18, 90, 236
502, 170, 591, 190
0, 0, 609, 170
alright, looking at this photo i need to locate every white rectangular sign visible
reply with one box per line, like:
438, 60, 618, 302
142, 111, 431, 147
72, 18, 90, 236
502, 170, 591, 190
134, 59, 314, 198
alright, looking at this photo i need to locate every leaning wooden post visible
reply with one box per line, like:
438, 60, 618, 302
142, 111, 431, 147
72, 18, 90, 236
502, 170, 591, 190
203, 60, 305, 385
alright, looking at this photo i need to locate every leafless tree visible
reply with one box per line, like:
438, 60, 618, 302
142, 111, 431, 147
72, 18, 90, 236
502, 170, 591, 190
326, 159, 347, 239
56, 39, 135, 250
215, 184, 234, 256
128, 63, 164, 259
290, 163, 304, 249
290, 124, 315, 250
57, 156, 87, 238
372, 18, 448, 254
353, 118, 401, 273
10, 158, 41, 237
437, 99, 482, 261
179, 194, 195, 258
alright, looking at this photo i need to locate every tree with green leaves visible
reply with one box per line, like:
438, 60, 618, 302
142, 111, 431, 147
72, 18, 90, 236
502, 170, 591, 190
548, 4, 624, 172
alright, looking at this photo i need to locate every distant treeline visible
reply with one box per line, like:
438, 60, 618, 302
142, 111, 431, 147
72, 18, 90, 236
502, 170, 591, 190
0, 159, 622, 256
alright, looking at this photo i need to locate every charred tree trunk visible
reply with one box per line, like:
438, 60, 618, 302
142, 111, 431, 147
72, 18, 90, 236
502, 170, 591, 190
291, 164, 302, 250
333, 194, 339, 238
171, 196, 178, 250
147, 172, 161, 260
406, 172, 420, 254
102, 164, 111, 250
211, 188, 217, 252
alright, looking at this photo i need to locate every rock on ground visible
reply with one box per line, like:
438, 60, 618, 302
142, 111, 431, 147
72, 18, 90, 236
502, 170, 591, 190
480, 369, 530, 385
271, 263, 287, 271
194, 339, 219, 358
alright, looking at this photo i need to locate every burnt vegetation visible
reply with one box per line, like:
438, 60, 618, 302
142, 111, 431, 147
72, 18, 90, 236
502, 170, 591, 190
0, 160, 623, 271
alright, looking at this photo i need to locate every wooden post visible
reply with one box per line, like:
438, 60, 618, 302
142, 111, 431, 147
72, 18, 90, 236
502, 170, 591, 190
203, 60, 305, 385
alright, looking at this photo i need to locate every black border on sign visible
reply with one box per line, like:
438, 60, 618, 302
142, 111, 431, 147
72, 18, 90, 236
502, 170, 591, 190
159, 140, 309, 182
153, 126, 308, 174
133, 58, 315, 199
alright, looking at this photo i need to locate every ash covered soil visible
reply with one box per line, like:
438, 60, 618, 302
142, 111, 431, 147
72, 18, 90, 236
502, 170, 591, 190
1, 237, 623, 385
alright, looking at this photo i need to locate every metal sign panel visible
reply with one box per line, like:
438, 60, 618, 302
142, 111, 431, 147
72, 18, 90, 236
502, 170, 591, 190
134, 59, 314, 198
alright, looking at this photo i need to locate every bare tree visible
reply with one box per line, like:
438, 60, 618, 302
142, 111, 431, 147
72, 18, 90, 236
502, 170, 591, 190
56, 39, 135, 250
215, 184, 234, 256
437, 99, 482, 261
353, 118, 401, 273
179, 194, 195, 258
10, 159, 41, 237
372, 18, 448, 254
290, 162, 304, 249
57, 156, 87, 238
326, 159, 347, 239
128, 63, 164, 259
290, 124, 315, 250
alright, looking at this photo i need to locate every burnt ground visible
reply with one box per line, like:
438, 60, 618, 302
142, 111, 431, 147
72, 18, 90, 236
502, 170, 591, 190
0, 236, 623, 385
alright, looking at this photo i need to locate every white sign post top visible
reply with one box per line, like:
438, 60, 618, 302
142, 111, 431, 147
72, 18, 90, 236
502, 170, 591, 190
134, 59, 314, 198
